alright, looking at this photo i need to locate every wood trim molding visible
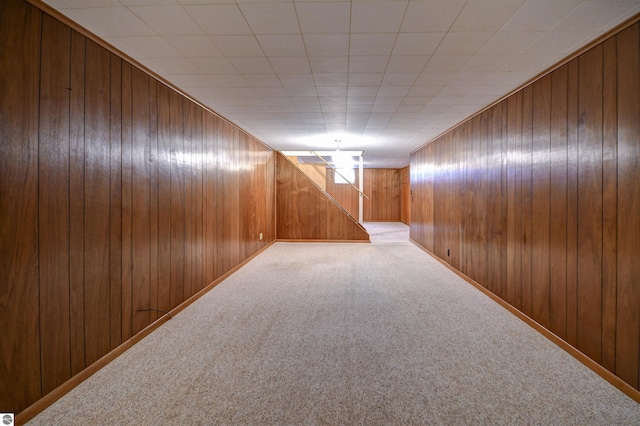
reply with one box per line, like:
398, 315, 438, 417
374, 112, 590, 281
409, 239, 640, 405
16, 241, 275, 425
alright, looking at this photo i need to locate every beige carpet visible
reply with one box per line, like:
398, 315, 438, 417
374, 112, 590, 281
29, 224, 640, 425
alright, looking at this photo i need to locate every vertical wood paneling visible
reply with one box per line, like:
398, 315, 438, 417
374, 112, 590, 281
131, 67, 151, 335
410, 19, 640, 395
83, 40, 112, 366
109, 53, 123, 348
0, 0, 42, 413
156, 83, 171, 315
121, 61, 133, 342
38, 14, 71, 394
3, 1, 278, 415
276, 154, 369, 240
577, 45, 603, 363
68, 29, 86, 376
549, 65, 568, 340
616, 23, 640, 389
531, 75, 551, 328
566, 58, 580, 348
363, 169, 401, 221
601, 37, 618, 373
520, 86, 533, 317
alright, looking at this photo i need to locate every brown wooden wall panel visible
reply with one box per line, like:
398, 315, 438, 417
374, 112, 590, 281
276, 154, 369, 241
410, 20, 640, 393
0, 0, 42, 413
616, 22, 640, 389
401, 166, 410, 225
1, 0, 276, 415
326, 168, 360, 219
364, 168, 401, 221
38, 14, 72, 395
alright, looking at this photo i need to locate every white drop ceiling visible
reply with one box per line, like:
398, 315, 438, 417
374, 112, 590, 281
44, 0, 640, 168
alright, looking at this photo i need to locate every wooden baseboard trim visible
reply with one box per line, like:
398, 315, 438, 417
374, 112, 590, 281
276, 239, 370, 243
409, 238, 640, 405
16, 241, 275, 425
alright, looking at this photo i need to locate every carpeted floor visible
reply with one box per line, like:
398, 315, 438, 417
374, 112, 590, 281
29, 223, 640, 425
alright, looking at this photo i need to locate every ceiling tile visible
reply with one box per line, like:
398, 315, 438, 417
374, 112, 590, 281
523, 31, 595, 54
317, 86, 348, 97
296, 2, 351, 34
210, 74, 250, 87
164, 36, 224, 57
279, 74, 315, 87
479, 31, 544, 54
451, 0, 526, 31
230, 57, 275, 74
304, 34, 349, 56
351, 1, 408, 33
183, 4, 251, 35
314, 73, 349, 87
377, 86, 411, 97
400, 0, 466, 32
68, 7, 155, 37
436, 32, 495, 55
424, 55, 472, 72
386, 56, 431, 73
392, 33, 445, 56
349, 56, 389, 73
309, 56, 348, 74
257, 35, 306, 56
285, 86, 318, 97
461, 54, 513, 72
211, 35, 264, 57
129, 5, 203, 35
348, 73, 384, 87
558, 1, 640, 32
191, 57, 237, 74
110, 36, 181, 58
239, 3, 300, 34
350, 34, 397, 56
381, 73, 419, 86
243, 74, 282, 87
502, 0, 583, 31
270, 57, 311, 74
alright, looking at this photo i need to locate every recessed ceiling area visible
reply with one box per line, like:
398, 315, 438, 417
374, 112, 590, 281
43, 0, 640, 168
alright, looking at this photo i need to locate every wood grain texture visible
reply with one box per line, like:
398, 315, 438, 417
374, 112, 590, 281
326, 168, 360, 219
38, 13, 72, 395
0, 0, 42, 413
276, 154, 369, 241
410, 20, 640, 393
401, 166, 410, 225
364, 169, 401, 221
615, 22, 640, 389
577, 45, 603, 363
2, 1, 276, 415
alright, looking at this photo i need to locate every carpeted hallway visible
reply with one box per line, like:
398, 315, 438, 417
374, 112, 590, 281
29, 223, 640, 425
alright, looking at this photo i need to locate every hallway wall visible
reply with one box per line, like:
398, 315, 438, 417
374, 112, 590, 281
1, 0, 275, 415
410, 19, 640, 392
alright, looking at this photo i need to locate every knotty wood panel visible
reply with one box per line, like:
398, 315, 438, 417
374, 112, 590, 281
276, 154, 369, 241
0, 0, 42, 413
2, 0, 276, 415
410, 19, 640, 393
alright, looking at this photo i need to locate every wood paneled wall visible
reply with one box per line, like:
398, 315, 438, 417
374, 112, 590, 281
410, 21, 640, 392
0, 0, 275, 415
276, 154, 369, 241
326, 168, 360, 219
363, 168, 402, 221
401, 166, 410, 225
